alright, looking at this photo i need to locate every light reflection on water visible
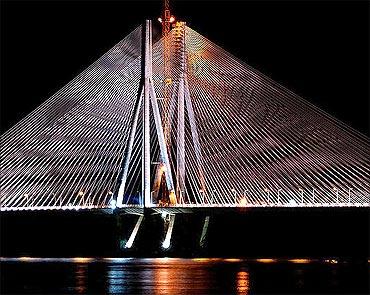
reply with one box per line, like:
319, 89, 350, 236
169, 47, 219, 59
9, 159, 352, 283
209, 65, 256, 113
107, 266, 127, 294
75, 264, 87, 294
0, 257, 367, 295
236, 270, 250, 294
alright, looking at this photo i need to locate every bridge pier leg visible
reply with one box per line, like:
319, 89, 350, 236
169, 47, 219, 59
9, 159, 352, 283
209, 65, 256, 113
162, 214, 175, 249
125, 215, 144, 249
199, 216, 210, 248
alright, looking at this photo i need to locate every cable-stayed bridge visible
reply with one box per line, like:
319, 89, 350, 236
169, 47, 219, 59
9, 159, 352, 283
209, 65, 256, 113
1, 21, 369, 214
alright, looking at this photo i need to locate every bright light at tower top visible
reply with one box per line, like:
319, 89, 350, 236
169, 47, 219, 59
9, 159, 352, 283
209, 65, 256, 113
157, 16, 175, 23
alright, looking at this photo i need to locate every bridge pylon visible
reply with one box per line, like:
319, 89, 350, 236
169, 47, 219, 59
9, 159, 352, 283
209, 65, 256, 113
116, 20, 175, 208
116, 20, 207, 209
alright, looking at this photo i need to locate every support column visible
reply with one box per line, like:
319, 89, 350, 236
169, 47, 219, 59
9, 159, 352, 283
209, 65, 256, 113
175, 22, 186, 204
199, 216, 210, 247
125, 215, 144, 249
162, 214, 176, 249
177, 79, 185, 203
143, 20, 152, 208
149, 82, 175, 195
116, 87, 143, 207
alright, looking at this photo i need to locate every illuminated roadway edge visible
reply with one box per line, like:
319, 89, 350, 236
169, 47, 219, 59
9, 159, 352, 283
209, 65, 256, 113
1, 203, 369, 214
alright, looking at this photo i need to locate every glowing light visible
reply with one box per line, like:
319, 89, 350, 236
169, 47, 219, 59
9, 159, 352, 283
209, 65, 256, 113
162, 215, 175, 249
78, 191, 84, 196
19, 256, 34, 262
103, 258, 132, 263
72, 257, 94, 263
240, 197, 247, 206
162, 239, 170, 249
289, 259, 311, 264
110, 199, 117, 209
289, 199, 297, 206
169, 16, 175, 23
324, 259, 338, 264
125, 215, 144, 248
256, 258, 277, 263
158, 17, 162, 23
192, 258, 212, 262
192, 258, 222, 262
169, 190, 176, 204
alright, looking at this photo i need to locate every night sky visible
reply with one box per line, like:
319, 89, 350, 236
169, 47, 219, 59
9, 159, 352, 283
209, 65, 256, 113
1, 0, 369, 135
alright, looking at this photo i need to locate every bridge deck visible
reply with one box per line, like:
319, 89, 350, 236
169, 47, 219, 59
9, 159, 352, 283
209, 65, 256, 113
2, 203, 368, 214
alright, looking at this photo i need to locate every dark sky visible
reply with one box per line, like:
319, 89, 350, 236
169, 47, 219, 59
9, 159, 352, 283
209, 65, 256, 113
1, 0, 369, 135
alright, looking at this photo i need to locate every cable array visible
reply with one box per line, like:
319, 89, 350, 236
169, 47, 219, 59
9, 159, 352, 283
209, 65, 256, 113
1, 26, 143, 210
1, 25, 369, 211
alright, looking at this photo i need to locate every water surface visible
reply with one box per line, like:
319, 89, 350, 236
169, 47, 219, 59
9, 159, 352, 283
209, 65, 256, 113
1, 258, 368, 294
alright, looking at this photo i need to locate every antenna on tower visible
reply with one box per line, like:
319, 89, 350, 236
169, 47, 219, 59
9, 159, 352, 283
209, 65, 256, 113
158, 0, 175, 86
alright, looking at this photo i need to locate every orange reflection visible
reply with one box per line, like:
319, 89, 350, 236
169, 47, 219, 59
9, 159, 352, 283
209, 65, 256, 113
289, 259, 311, 264
224, 258, 242, 263
75, 263, 87, 294
154, 266, 171, 295
236, 271, 250, 294
153, 259, 212, 295
192, 258, 224, 264
18, 256, 34, 262
72, 257, 94, 263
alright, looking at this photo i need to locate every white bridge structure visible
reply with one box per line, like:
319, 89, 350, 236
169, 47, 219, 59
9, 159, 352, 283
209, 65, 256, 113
1, 21, 369, 213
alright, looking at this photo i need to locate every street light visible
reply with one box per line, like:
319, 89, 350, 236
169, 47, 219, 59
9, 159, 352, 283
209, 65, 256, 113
108, 191, 115, 209
240, 197, 247, 206
110, 199, 117, 210
243, 190, 249, 205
